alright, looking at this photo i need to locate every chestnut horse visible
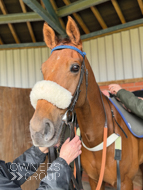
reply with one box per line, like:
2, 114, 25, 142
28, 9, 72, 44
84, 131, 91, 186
30, 16, 143, 189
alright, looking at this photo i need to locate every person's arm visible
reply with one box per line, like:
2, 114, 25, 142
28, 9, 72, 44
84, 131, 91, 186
37, 157, 72, 190
0, 157, 71, 190
0, 156, 71, 190
0, 174, 22, 190
5, 146, 47, 186
37, 136, 82, 190
116, 89, 143, 119
0, 136, 81, 190
109, 84, 143, 119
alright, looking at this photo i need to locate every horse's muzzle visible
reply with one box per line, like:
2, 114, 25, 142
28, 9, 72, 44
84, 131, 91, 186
30, 119, 55, 146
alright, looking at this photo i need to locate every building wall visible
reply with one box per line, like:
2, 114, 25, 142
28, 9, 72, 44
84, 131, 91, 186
83, 26, 143, 82
0, 26, 143, 88
0, 47, 50, 88
0, 87, 47, 190
100, 81, 143, 92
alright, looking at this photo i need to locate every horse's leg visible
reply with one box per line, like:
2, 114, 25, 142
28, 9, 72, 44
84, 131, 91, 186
88, 177, 96, 190
120, 176, 133, 190
88, 177, 105, 190
139, 164, 143, 188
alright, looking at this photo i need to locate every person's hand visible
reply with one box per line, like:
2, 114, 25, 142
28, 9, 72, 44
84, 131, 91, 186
109, 84, 122, 95
102, 90, 110, 97
59, 135, 82, 165
39, 147, 49, 154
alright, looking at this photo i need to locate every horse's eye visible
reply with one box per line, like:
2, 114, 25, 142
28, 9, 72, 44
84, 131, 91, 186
70, 64, 80, 73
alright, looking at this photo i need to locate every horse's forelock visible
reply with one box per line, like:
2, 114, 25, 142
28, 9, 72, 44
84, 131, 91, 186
57, 36, 71, 44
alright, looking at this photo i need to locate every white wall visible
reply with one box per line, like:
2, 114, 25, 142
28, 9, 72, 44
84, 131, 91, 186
83, 26, 143, 82
0, 26, 143, 88
0, 47, 50, 88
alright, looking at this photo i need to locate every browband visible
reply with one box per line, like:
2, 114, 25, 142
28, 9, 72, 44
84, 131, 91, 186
51, 45, 86, 58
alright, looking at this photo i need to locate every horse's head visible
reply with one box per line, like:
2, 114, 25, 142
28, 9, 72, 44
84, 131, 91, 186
30, 16, 87, 147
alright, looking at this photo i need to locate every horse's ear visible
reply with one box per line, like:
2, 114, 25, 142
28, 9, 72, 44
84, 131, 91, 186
66, 16, 81, 45
43, 22, 58, 49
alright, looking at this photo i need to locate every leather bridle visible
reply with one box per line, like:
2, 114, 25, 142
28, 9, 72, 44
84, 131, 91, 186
50, 45, 88, 190
51, 45, 88, 113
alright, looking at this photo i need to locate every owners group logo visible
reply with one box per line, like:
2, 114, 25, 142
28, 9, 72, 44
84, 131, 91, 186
9, 162, 61, 181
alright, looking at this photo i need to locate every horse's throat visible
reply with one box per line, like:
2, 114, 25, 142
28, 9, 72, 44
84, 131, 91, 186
76, 59, 106, 147
76, 98, 105, 147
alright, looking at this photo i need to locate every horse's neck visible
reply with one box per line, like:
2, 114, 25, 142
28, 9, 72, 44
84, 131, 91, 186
76, 57, 106, 147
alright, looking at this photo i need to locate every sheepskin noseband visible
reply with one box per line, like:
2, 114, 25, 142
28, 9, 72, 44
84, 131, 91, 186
30, 80, 72, 109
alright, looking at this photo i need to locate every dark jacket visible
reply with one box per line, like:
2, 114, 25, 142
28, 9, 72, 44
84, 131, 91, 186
0, 146, 72, 190
117, 89, 143, 119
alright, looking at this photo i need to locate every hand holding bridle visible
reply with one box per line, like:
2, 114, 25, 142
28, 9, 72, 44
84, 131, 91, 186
59, 135, 82, 165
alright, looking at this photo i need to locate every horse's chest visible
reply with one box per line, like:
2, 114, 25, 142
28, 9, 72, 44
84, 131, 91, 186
81, 148, 117, 182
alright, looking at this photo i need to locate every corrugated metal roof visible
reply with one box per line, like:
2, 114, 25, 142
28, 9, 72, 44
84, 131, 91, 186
0, 0, 143, 46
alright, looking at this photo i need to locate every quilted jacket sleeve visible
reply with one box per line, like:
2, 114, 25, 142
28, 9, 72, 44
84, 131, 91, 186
4, 146, 47, 186
0, 157, 72, 190
117, 89, 143, 119
37, 157, 72, 190
0, 147, 72, 190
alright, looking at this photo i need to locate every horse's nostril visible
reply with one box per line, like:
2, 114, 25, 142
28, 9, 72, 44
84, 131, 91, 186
44, 122, 50, 135
42, 119, 55, 141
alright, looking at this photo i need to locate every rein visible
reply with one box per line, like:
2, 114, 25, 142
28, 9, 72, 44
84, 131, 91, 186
96, 86, 108, 190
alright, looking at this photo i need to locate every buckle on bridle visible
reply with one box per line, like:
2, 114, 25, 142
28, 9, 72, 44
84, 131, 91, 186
62, 109, 74, 125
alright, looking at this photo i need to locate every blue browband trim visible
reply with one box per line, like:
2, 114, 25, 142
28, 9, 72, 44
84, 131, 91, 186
51, 45, 86, 58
